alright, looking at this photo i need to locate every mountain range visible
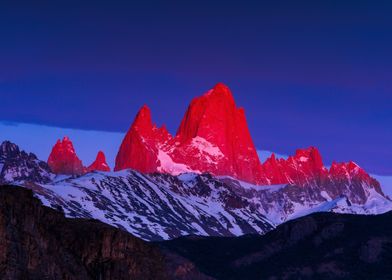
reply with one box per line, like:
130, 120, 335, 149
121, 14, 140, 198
0, 84, 391, 242
1, 83, 392, 279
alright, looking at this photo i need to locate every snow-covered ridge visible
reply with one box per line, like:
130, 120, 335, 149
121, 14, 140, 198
21, 170, 392, 241
1, 140, 392, 241
26, 171, 274, 241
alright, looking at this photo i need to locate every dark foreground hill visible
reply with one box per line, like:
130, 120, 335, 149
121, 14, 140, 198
0, 185, 392, 280
0, 185, 210, 280
159, 211, 392, 280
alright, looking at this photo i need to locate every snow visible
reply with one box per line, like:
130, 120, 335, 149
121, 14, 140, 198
288, 197, 347, 221
3, 162, 391, 242
157, 150, 197, 175
30, 170, 274, 241
190, 136, 224, 158
298, 156, 308, 162
320, 191, 332, 201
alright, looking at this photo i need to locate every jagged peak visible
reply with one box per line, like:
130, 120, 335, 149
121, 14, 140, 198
203, 82, 236, 106
52, 136, 78, 154
132, 105, 154, 130
176, 83, 239, 140
0, 141, 19, 153
87, 150, 110, 172
292, 146, 323, 167
48, 136, 84, 175
96, 150, 106, 161
264, 153, 278, 164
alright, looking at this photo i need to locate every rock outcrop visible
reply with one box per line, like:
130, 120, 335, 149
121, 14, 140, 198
0, 141, 52, 184
47, 136, 85, 175
87, 151, 110, 172
115, 83, 264, 183
114, 83, 381, 194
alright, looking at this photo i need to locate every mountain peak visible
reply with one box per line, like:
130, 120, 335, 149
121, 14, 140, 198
114, 105, 171, 173
202, 82, 236, 108
0, 141, 20, 156
208, 82, 233, 97
47, 136, 85, 175
293, 146, 324, 168
87, 151, 110, 172
132, 105, 154, 132
114, 84, 264, 183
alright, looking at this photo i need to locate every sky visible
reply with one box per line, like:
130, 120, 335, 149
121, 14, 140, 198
0, 1, 391, 174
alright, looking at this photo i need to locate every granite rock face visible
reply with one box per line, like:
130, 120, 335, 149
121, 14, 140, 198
86, 151, 110, 172
47, 136, 85, 176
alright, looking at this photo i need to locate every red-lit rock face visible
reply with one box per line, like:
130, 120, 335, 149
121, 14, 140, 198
261, 147, 328, 186
173, 83, 264, 183
114, 105, 172, 173
115, 83, 264, 183
47, 137, 85, 176
114, 83, 380, 190
87, 151, 110, 172
260, 147, 382, 200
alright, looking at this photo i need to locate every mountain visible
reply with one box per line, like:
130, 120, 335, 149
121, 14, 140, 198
48, 137, 111, 175
47, 136, 85, 175
0, 185, 210, 280
115, 105, 171, 173
115, 83, 264, 184
1, 141, 391, 241
260, 147, 384, 205
86, 151, 110, 172
173, 83, 264, 183
2, 184, 390, 280
26, 171, 274, 241
159, 211, 392, 280
0, 141, 53, 184
21, 169, 392, 240
114, 83, 381, 197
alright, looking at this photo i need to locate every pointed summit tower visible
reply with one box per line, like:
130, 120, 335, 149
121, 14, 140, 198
87, 151, 110, 172
173, 83, 264, 183
114, 84, 265, 184
47, 136, 85, 175
114, 105, 172, 173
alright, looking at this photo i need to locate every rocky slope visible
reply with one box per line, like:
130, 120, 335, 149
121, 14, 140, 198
1, 141, 391, 241
26, 171, 274, 241
0, 185, 214, 280
0, 141, 53, 184
0, 185, 167, 279
160, 211, 392, 280
4, 184, 391, 280
21, 168, 391, 241
260, 147, 383, 200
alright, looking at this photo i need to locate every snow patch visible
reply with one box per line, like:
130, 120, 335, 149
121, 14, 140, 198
157, 150, 198, 175
191, 137, 224, 158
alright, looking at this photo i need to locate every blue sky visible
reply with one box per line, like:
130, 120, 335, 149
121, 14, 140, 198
0, 1, 391, 174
